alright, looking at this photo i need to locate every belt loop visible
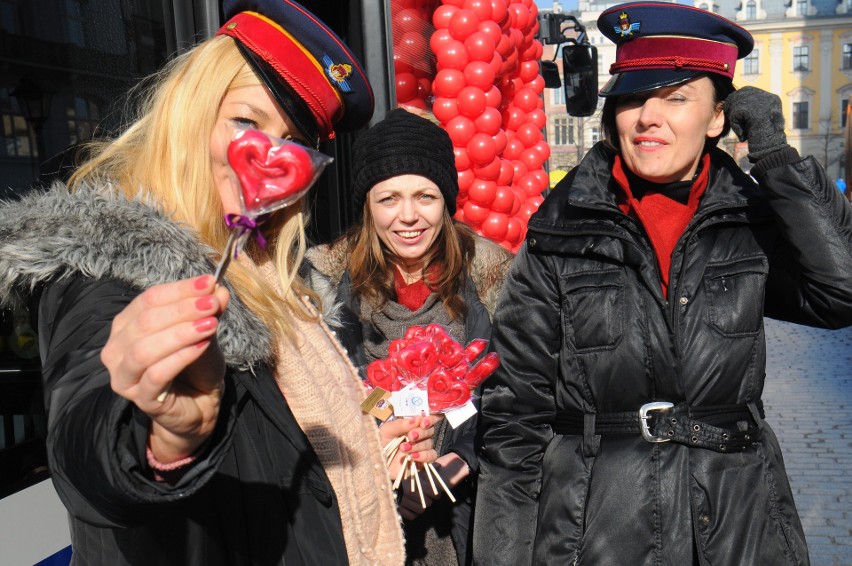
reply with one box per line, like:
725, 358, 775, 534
582, 413, 600, 457
747, 401, 764, 430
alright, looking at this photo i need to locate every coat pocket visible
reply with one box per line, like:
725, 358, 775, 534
561, 268, 625, 352
703, 256, 768, 337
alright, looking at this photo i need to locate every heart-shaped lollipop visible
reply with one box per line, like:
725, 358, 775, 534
367, 358, 401, 391
427, 369, 472, 411
463, 352, 500, 388
227, 129, 314, 214
397, 341, 439, 380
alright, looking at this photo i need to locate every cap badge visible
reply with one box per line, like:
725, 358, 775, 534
614, 11, 640, 38
322, 55, 353, 93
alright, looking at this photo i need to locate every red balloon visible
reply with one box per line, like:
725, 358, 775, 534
394, 8, 421, 29
395, 72, 419, 102
484, 85, 502, 108
473, 156, 501, 180
467, 132, 497, 165
482, 212, 509, 240
432, 69, 466, 98
513, 87, 539, 113
458, 168, 476, 192
417, 77, 431, 99
505, 217, 522, 243
457, 86, 487, 118
503, 106, 526, 131
467, 179, 497, 207
516, 122, 541, 147
508, 3, 530, 30
463, 60, 496, 91
446, 115, 477, 146
436, 39, 469, 71
509, 187, 523, 215
519, 60, 539, 83
454, 146, 472, 169
401, 97, 428, 111
394, 53, 413, 75
491, 186, 516, 213
476, 19, 502, 45
449, 9, 480, 41
432, 4, 459, 28
492, 130, 507, 155
496, 33, 514, 58
520, 147, 544, 170
503, 137, 524, 160
463, 0, 493, 20
464, 31, 497, 62
517, 173, 541, 197
497, 159, 514, 185
529, 169, 549, 189
527, 108, 546, 129
488, 52, 503, 77
463, 200, 489, 225
433, 97, 459, 123
533, 140, 551, 161
528, 75, 545, 95
442, 0, 465, 7
474, 107, 502, 135
518, 200, 539, 222
399, 31, 428, 58
430, 28, 454, 53
491, 0, 508, 24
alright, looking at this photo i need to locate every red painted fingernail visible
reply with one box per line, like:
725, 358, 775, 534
401, 442, 412, 452
196, 339, 211, 349
410, 452, 420, 459
195, 296, 215, 311
194, 317, 216, 332
423, 419, 430, 427
194, 275, 212, 290
409, 431, 419, 441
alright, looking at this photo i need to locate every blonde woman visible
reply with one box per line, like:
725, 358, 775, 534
0, 1, 435, 564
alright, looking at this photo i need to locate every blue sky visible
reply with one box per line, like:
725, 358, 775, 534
535, 0, 579, 11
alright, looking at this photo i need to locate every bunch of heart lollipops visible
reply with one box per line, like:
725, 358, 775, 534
366, 323, 499, 506
214, 128, 333, 283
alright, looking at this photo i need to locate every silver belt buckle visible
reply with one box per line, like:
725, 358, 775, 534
639, 402, 674, 443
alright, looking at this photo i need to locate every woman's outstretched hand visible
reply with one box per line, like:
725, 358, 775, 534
380, 414, 441, 480
101, 274, 229, 463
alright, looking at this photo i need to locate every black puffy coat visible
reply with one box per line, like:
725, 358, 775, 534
474, 144, 852, 566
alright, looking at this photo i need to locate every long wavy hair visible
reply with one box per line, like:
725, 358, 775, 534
69, 35, 317, 343
347, 202, 475, 321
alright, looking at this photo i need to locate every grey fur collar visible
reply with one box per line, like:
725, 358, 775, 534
0, 182, 270, 370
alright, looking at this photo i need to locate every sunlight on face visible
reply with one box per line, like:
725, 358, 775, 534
209, 83, 305, 215
368, 175, 445, 281
615, 77, 725, 183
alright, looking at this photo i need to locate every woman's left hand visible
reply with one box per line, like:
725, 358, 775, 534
397, 452, 471, 520
380, 414, 440, 480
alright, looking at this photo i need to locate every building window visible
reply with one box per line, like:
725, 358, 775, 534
66, 97, 101, 146
743, 50, 759, 74
0, 89, 32, 158
842, 99, 849, 128
552, 86, 566, 106
746, 0, 756, 19
552, 117, 574, 145
793, 101, 809, 129
793, 45, 810, 71
796, 0, 807, 15
843, 44, 852, 70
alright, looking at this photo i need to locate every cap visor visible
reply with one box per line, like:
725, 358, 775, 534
599, 69, 704, 97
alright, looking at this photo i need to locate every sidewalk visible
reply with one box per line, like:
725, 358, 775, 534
763, 318, 852, 566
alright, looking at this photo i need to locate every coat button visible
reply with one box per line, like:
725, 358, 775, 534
679, 296, 689, 305
700, 514, 710, 525
529, 238, 537, 247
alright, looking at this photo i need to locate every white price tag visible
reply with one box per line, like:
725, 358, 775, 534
389, 385, 430, 417
443, 400, 477, 428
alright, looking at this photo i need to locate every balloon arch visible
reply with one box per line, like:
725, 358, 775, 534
391, 0, 549, 253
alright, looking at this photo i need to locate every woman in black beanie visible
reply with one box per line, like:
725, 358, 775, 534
304, 108, 514, 566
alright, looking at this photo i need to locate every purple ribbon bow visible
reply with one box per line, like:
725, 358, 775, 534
225, 213, 269, 256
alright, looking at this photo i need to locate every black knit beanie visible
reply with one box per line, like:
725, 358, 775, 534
352, 108, 458, 215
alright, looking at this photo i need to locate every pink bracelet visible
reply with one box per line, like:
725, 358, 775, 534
146, 446, 197, 472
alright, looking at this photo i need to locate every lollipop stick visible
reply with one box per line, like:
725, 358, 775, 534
213, 230, 242, 285
392, 455, 411, 491
428, 462, 456, 503
412, 461, 426, 509
423, 460, 439, 495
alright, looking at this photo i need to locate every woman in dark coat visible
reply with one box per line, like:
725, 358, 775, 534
473, 3, 852, 565
304, 108, 514, 566
0, 1, 439, 564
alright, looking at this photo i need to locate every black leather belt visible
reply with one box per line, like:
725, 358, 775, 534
553, 401, 764, 453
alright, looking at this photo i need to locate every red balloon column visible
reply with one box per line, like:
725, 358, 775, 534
392, 0, 441, 110
430, 0, 546, 252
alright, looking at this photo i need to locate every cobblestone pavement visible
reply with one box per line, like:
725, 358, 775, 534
763, 318, 852, 566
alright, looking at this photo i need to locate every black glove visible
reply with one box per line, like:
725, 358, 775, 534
724, 86, 789, 162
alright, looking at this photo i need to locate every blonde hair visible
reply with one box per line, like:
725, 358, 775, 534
69, 35, 317, 343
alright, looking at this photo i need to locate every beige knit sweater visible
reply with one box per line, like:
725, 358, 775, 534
258, 262, 405, 565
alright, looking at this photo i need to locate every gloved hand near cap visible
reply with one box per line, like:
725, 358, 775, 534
724, 86, 789, 163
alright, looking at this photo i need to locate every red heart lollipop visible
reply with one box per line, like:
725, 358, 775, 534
227, 129, 314, 214
397, 341, 439, 380
463, 352, 500, 388
463, 338, 489, 360
367, 358, 401, 391
427, 369, 471, 411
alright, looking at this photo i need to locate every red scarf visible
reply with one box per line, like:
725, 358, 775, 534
613, 154, 710, 298
393, 266, 433, 311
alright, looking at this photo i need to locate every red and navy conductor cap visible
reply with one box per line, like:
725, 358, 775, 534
217, 0, 374, 146
597, 1, 753, 97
